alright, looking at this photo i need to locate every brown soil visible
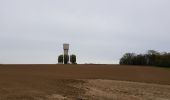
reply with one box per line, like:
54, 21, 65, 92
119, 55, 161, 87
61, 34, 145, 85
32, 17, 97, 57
0, 64, 170, 100
84, 79, 170, 100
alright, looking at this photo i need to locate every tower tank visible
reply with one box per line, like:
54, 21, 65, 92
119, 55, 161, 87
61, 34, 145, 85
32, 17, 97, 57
63, 43, 69, 55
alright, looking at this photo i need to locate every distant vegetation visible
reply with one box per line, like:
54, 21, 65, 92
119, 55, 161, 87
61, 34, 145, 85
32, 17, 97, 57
58, 54, 77, 64
58, 55, 64, 64
120, 50, 170, 67
70, 54, 77, 64
64, 55, 69, 64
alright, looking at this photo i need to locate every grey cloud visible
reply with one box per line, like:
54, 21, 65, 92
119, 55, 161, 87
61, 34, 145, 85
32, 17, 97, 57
0, 0, 170, 64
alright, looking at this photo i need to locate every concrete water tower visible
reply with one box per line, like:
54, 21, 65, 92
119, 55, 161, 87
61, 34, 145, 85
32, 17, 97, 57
63, 43, 69, 55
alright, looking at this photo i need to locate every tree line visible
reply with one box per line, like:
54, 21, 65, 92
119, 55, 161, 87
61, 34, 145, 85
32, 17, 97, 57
120, 50, 170, 67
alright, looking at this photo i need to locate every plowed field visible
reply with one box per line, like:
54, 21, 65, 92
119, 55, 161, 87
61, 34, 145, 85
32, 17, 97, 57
0, 64, 170, 100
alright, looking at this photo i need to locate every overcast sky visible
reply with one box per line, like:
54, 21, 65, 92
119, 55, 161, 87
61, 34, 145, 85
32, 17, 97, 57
0, 0, 170, 64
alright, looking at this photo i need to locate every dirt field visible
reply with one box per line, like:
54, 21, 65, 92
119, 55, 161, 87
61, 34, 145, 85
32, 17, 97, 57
0, 64, 170, 100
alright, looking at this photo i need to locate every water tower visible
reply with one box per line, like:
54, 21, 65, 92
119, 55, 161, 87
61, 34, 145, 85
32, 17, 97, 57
63, 43, 69, 55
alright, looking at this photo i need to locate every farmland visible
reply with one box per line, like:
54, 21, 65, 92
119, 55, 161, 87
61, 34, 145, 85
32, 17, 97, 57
0, 64, 170, 100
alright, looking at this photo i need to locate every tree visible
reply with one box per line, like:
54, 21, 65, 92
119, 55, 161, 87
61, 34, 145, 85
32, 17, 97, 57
146, 50, 160, 65
119, 53, 136, 65
155, 52, 170, 67
147, 50, 160, 55
119, 50, 170, 67
64, 55, 69, 64
70, 54, 77, 64
58, 55, 63, 64
133, 54, 147, 65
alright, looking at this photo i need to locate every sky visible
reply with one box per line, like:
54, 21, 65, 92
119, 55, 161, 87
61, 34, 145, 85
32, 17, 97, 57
0, 0, 170, 64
